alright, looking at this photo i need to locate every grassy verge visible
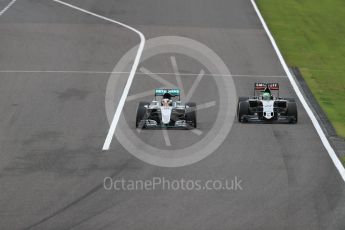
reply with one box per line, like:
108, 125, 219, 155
257, 0, 345, 138
342, 156, 345, 165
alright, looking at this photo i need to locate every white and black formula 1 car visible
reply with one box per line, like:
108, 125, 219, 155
237, 83, 297, 123
136, 88, 197, 129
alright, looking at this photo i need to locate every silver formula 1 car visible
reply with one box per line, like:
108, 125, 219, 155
136, 88, 197, 129
237, 83, 297, 123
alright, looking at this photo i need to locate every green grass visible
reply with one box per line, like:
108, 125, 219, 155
342, 156, 345, 165
257, 0, 345, 138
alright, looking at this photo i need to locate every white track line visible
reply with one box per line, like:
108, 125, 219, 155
185, 69, 205, 101
0, 70, 286, 78
52, 0, 145, 151
0, 70, 129, 74
140, 67, 176, 88
0, 0, 16, 16
251, 0, 345, 182
170, 56, 186, 98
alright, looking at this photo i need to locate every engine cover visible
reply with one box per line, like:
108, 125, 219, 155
262, 100, 274, 119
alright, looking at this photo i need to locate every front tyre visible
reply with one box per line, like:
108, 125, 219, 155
186, 102, 197, 128
287, 102, 298, 124
136, 101, 150, 128
238, 101, 249, 123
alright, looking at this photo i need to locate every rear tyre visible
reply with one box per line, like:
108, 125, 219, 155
238, 101, 249, 123
287, 102, 298, 124
136, 101, 150, 128
238, 97, 249, 103
186, 102, 197, 128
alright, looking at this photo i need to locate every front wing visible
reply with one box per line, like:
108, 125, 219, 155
240, 114, 296, 123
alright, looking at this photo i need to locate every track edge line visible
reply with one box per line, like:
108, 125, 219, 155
250, 0, 345, 182
51, 0, 145, 151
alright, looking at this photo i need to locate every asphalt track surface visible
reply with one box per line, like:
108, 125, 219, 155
0, 0, 345, 229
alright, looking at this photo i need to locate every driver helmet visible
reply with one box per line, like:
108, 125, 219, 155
163, 93, 172, 100
262, 92, 271, 100
162, 93, 172, 107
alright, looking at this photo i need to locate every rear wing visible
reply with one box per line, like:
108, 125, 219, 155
254, 83, 279, 97
155, 89, 180, 100
254, 83, 279, 91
